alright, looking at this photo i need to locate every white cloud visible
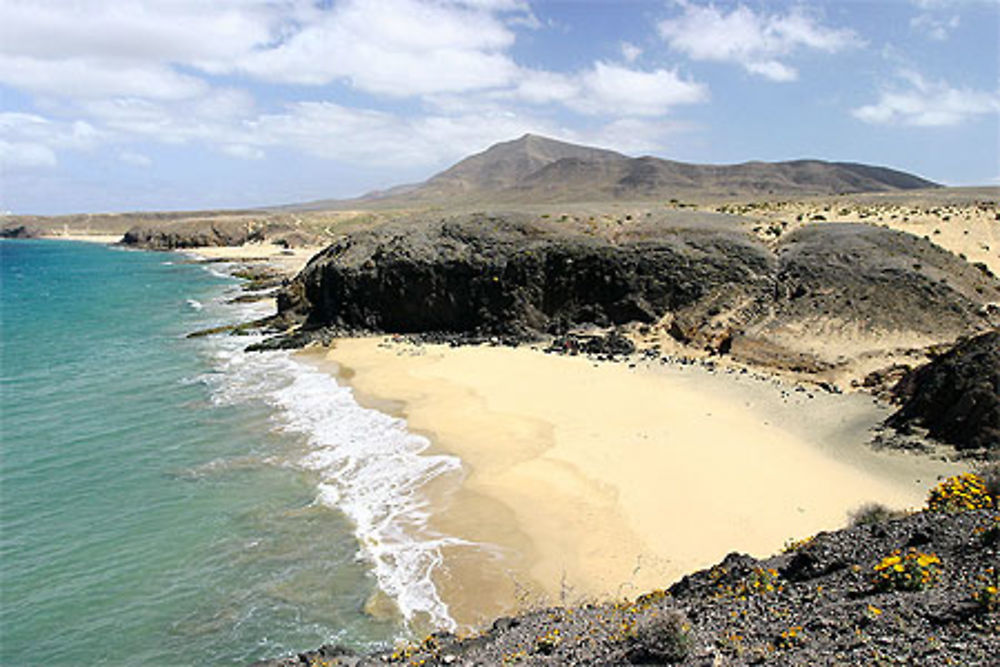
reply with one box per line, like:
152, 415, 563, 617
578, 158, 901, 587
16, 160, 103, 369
0, 0, 269, 63
576, 62, 707, 116
0, 1, 710, 177
621, 41, 642, 63
853, 71, 1000, 126
512, 62, 706, 116
0, 0, 532, 100
0, 0, 263, 100
513, 69, 582, 105
0, 112, 104, 168
745, 60, 797, 82
246, 102, 552, 167
0, 55, 209, 100
217, 0, 524, 96
658, 2, 860, 81
910, 12, 960, 40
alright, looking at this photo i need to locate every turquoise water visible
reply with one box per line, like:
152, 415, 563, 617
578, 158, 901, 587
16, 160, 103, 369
0, 240, 430, 664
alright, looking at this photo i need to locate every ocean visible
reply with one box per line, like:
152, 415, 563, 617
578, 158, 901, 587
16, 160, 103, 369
0, 240, 462, 665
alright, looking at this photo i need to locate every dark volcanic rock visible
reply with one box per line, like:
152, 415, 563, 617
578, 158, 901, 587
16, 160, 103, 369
276, 213, 774, 339
268, 215, 1000, 366
545, 331, 636, 359
122, 219, 267, 249
0, 224, 39, 239
887, 331, 1000, 454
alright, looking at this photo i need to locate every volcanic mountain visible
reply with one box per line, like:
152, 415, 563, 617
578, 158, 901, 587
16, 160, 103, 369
291, 134, 939, 209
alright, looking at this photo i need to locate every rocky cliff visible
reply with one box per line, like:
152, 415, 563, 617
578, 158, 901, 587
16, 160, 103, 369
275, 212, 774, 339
270, 212, 1000, 356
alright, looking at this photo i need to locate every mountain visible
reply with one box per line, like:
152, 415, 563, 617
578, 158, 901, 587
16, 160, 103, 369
287, 134, 939, 210
423, 133, 628, 194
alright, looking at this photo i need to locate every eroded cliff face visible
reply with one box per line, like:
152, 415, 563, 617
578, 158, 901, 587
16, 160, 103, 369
277, 213, 776, 338
122, 219, 268, 249
274, 212, 1000, 353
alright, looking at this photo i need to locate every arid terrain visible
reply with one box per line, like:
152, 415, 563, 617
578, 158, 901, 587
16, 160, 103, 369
6, 135, 998, 664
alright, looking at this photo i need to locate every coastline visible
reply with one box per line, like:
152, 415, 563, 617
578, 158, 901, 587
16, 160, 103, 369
315, 337, 966, 630
30, 234, 323, 276
184, 242, 323, 275
38, 233, 124, 244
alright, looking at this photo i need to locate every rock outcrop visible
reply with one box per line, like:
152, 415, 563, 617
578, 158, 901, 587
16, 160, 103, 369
269, 213, 1000, 362
0, 225, 38, 239
122, 219, 268, 249
276, 212, 775, 339
888, 331, 1000, 454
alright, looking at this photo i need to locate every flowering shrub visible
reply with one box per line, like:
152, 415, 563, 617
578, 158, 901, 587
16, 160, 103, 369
972, 567, 998, 611
873, 549, 941, 591
782, 535, 814, 553
776, 625, 805, 649
712, 566, 782, 599
926, 473, 993, 512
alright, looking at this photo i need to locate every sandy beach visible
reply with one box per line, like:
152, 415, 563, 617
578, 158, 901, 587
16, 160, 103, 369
183, 242, 323, 275
313, 337, 966, 629
39, 233, 125, 244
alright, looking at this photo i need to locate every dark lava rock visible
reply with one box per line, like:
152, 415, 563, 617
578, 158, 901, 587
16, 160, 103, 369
276, 213, 773, 340
256, 507, 999, 666
231, 264, 287, 292
0, 224, 39, 239
545, 331, 636, 359
265, 215, 1000, 365
887, 331, 1000, 454
122, 219, 267, 249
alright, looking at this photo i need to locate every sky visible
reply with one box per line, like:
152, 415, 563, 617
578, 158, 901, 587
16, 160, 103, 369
0, 0, 997, 215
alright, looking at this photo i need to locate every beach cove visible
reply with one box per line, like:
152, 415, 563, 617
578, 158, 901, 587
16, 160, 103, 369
313, 337, 966, 630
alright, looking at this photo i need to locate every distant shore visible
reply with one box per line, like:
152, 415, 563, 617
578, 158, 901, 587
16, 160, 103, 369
313, 337, 965, 629
38, 233, 125, 244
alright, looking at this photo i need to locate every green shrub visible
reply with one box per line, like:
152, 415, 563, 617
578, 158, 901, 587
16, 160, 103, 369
627, 610, 692, 664
849, 502, 900, 526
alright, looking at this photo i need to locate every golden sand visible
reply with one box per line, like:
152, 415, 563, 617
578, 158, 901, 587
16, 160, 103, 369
314, 338, 964, 627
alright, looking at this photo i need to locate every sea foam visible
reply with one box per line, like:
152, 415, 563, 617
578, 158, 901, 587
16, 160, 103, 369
196, 275, 465, 630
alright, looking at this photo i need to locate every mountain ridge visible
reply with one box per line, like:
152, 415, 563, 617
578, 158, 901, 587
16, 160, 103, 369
287, 133, 939, 210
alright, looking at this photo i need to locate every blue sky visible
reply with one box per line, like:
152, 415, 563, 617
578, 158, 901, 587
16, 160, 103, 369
1, 0, 997, 214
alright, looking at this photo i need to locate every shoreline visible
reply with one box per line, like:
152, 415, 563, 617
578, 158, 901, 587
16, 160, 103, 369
183, 242, 323, 275
38, 233, 124, 244
316, 337, 966, 630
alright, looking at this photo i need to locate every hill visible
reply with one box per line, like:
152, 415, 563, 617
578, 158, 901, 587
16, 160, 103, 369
288, 134, 939, 210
